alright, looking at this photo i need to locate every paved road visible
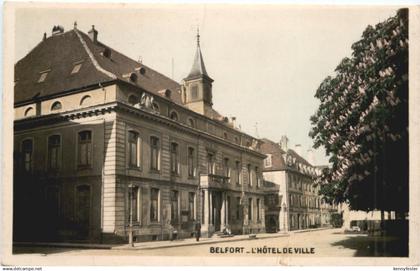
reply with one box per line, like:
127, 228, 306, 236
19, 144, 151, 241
13, 228, 407, 257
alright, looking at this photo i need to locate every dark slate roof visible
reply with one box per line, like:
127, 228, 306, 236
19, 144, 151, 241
15, 28, 182, 105
287, 149, 312, 167
260, 138, 286, 171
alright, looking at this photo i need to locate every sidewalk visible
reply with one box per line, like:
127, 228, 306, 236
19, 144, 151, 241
112, 231, 290, 251
109, 227, 332, 250
14, 227, 333, 251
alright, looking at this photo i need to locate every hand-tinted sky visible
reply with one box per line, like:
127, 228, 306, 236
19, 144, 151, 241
15, 4, 399, 165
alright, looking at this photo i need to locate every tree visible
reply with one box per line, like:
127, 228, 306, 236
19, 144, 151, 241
309, 9, 408, 217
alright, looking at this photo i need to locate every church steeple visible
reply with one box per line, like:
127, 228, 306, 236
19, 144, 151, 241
183, 28, 214, 117
186, 28, 210, 80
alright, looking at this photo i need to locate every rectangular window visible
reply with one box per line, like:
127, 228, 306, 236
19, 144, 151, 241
170, 190, 179, 223
191, 85, 198, 99
188, 147, 195, 177
236, 161, 241, 184
257, 198, 261, 222
129, 131, 140, 168
188, 192, 195, 220
247, 164, 252, 187
22, 139, 33, 172
48, 135, 61, 170
150, 137, 160, 171
78, 131, 92, 167
207, 153, 215, 175
170, 143, 179, 175
223, 158, 230, 178
248, 198, 253, 222
150, 188, 160, 222
264, 154, 272, 168
129, 186, 139, 222
256, 166, 261, 188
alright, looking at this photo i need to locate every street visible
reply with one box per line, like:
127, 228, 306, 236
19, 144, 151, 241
13, 229, 408, 257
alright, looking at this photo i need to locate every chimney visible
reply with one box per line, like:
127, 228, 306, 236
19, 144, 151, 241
43, 32, 47, 41
230, 117, 237, 128
280, 135, 289, 151
52, 25, 64, 36
88, 25, 98, 42
294, 144, 302, 157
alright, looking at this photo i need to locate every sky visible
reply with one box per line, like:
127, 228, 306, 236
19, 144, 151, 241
14, 4, 400, 165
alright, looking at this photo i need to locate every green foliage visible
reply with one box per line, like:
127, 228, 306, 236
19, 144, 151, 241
310, 9, 408, 213
331, 213, 344, 228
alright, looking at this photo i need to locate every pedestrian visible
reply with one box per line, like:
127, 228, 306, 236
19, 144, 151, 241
195, 221, 201, 241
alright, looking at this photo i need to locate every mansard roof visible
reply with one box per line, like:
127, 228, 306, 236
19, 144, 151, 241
260, 138, 314, 172
14, 28, 182, 105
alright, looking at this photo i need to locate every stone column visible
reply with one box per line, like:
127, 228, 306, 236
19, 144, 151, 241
204, 189, 209, 226
209, 191, 213, 225
221, 192, 226, 229
226, 196, 229, 226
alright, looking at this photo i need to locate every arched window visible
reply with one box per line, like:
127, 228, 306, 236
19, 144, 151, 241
51, 101, 62, 111
24, 107, 34, 117
170, 111, 178, 121
128, 95, 139, 106
80, 95, 91, 106
128, 131, 141, 168
152, 102, 160, 113
188, 118, 195, 128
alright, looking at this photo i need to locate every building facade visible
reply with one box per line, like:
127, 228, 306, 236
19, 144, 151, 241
260, 137, 337, 232
13, 25, 266, 243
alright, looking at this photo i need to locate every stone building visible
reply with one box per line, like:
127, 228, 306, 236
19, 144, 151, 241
13, 24, 266, 243
260, 137, 337, 232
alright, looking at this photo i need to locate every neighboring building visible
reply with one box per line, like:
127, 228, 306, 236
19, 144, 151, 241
13, 24, 266, 243
260, 137, 337, 232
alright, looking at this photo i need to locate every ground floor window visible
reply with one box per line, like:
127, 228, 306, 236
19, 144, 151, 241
188, 192, 195, 220
150, 188, 160, 222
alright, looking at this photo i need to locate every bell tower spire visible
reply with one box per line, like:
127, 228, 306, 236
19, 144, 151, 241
196, 26, 200, 47
183, 28, 214, 117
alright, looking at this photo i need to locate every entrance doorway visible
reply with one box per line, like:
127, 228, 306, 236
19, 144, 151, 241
76, 185, 91, 239
212, 192, 222, 231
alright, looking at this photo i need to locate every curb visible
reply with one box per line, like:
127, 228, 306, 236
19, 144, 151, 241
291, 227, 333, 234
112, 233, 290, 250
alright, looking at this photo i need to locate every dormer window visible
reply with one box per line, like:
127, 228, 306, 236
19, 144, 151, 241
51, 101, 62, 111
71, 63, 82, 74
188, 118, 195, 128
128, 95, 139, 106
170, 111, 178, 121
24, 107, 35, 117
38, 72, 48, 83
